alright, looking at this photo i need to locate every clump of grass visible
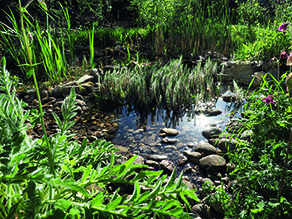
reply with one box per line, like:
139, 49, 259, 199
97, 57, 217, 112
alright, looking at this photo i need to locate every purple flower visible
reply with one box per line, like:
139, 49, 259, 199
261, 95, 274, 105
278, 23, 289, 35
280, 51, 288, 60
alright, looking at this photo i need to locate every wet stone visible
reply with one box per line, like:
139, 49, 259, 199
161, 137, 178, 144
159, 160, 174, 174
195, 142, 219, 155
202, 127, 222, 139
146, 154, 168, 161
145, 160, 160, 170
199, 154, 226, 172
160, 128, 179, 136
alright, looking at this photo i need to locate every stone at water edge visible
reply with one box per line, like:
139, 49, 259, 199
199, 154, 226, 172
195, 142, 220, 155
215, 138, 238, 153
77, 74, 95, 84
159, 160, 175, 174
160, 128, 179, 136
202, 127, 222, 139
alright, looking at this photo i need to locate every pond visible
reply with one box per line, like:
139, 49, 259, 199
107, 95, 243, 189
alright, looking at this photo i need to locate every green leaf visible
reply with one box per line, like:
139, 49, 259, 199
55, 199, 72, 213
81, 164, 92, 184
125, 183, 140, 204
6, 200, 21, 219
38, 0, 47, 11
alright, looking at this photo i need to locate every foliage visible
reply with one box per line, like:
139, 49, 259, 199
211, 74, 292, 218
231, 22, 291, 61
0, 56, 199, 218
97, 57, 217, 112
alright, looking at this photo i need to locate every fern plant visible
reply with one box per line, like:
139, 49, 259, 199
0, 56, 199, 218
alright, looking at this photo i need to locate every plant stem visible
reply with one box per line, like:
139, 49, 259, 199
19, 0, 54, 201
272, 128, 292, 219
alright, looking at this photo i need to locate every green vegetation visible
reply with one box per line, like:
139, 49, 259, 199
0, 0, 292, 218
97, 57, 217, 111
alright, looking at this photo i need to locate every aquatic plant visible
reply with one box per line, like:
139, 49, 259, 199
98, 57, 217, 112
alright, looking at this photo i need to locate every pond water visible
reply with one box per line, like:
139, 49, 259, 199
108, 96, 243, 187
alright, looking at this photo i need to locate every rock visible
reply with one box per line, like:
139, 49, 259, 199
226, 163, 236, 173
195, 142, 219, 155
199, 155, 226, 172
161, 137, 178, 144
217, 73, 233, 83
132, 155, 144, 165
222, 91, 236, 102
77, 75, 95, 84
238, 71, 264, 88
223, 63, 254, 80
160, 128, 179, 136
215, 138, 237, 153
200, 178, 214, 186
145, 160, 160, 170
114, 145, 131, 157
240, 129, 253, 140
192, 203, 211, 219
226, 119, 245, 133
205, 109, 222, 116
159, 160, 175, 174
146, 154, 168, 161
259, 61, 271, 71
202, 127, 222, 139
183, 151, 202, 159
209, 193, 225, 215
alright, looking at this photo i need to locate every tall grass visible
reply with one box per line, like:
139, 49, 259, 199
97, 57, 217, 112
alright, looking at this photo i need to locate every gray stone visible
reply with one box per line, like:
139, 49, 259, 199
77, 75, 95, 84
199, 155, 226, 172
192, 203, 211, 219
215, 138, 237, 153
195, 142, 219, 155
132, 155, 144, 165
238, 71, 264, 88
114, 145, 131, 157
222, 92, 236, 102
183, 151, 202, 159
159, 160, 174, 174
226, 119, 245, 133
205, 109, 222, 116
161, 137, 178, 144
217, 73, 233, 83
223, 63, 254, 80
146, 154, 168, 161
202, 127, 222, 139
145, 160, 160, 170
160, 128, 179, 136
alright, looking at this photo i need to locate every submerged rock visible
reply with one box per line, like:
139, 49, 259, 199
160, 128, 179, 136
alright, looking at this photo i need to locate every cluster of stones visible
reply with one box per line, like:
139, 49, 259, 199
216, 59, 285, 88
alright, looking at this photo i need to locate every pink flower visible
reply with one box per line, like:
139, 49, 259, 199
278, 23, 289, 35
261, 95, 274, 105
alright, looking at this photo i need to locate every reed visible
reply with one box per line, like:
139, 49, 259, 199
98, 57, 217, 112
